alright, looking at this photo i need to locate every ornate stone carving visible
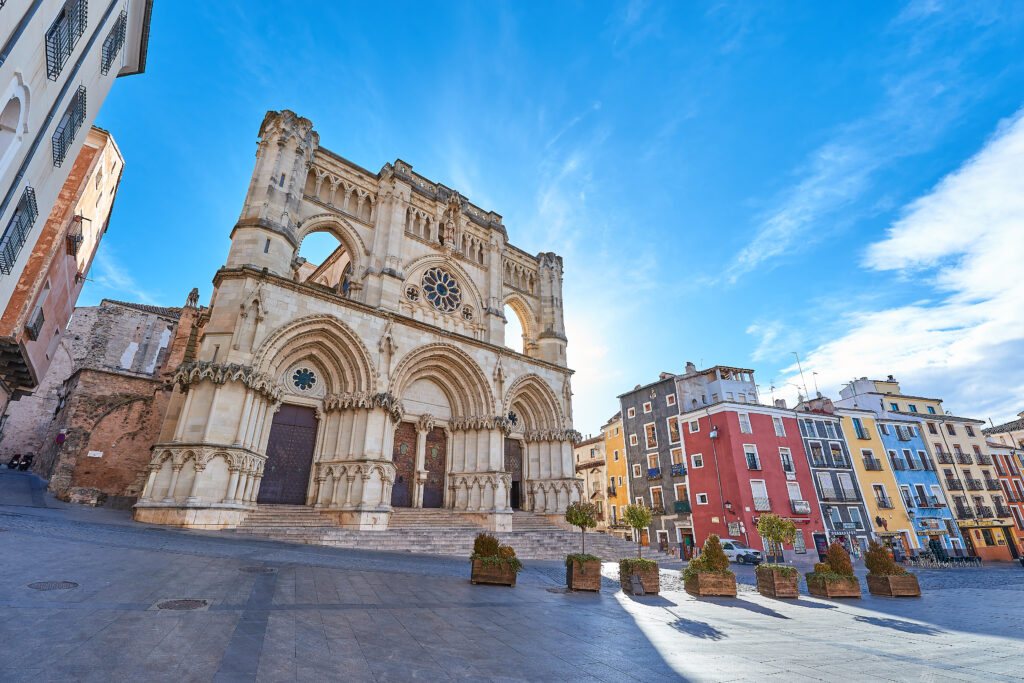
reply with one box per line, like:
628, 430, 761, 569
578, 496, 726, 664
172, 362, 282, 401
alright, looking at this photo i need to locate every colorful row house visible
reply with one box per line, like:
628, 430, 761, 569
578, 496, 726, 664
838, 377, 1019, 561
573, 435, 608, 532
601, 413, 634, 540
988, 441, 1024, 548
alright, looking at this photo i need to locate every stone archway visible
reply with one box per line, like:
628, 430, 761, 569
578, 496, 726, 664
258, 404, 318, 505
504, 438, 524, 509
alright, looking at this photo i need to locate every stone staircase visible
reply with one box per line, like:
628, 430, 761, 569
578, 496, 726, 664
231, 505, 678, 563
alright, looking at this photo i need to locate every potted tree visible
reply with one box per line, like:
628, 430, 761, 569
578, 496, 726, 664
683, 534, 737, 597
864, 541, 921, 597
754, 514, 800, 598
470, 532, 522, 587
618, 504, 659, 594
805, 542, 861, 598
565, 501, 602, 591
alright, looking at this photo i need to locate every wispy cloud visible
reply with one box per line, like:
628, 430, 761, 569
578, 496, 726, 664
778, 105, 1024, 422
87, 250, 160, 306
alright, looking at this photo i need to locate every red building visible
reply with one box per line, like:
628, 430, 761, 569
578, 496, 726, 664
990, 441, 1024, 547
680, 402, 826, 559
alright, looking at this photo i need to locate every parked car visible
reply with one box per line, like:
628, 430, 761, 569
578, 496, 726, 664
720, 539, 762, 564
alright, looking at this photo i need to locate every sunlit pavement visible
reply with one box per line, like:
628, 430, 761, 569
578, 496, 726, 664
1, 470, 1023, 682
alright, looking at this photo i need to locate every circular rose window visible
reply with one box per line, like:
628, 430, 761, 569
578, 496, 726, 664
292, 367, 317, 391
421, 267, 461, 313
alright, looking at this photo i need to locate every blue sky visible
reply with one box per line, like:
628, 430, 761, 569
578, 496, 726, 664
86, 1, 1024, 434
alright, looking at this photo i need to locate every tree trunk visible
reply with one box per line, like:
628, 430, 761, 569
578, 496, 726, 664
581, 527, 586, 555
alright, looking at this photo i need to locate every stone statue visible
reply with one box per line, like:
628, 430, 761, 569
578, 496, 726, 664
185, 288, 200, 308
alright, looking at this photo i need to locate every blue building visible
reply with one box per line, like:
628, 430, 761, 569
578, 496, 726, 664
876, 416, 966, 555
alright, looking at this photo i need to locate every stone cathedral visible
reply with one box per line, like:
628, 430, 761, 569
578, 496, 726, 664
133, 110, 582, 531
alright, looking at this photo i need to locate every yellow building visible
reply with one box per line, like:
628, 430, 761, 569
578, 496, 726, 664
838, 408, 918, 552
602, 412, 632, 540
839, 377, 1018, 562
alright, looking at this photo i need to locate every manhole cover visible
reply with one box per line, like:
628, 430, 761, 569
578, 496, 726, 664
156, 599, 208, 610
238, 567, 276, 574
28, 581, 78, 591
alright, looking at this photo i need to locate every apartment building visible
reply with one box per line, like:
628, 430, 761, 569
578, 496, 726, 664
573, 434, 607, 532
601, 412, 632, 539
989, 441, 1024, 548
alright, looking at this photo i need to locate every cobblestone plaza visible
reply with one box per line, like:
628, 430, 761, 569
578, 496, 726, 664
2, 471, 1023, 681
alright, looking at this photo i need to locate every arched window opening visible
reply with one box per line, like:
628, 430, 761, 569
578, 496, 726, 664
504, 304, 525, 354
0, 95, 24, 172
296, 230, 352, 295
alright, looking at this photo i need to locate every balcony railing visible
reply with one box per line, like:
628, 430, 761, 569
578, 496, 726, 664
956, 453, 973, 465
25, 307, 45, 341
0, 187, 39, 275
840, 489, 858, 501
945, 479, 963, 491
863, 457, 882, 471
890, 459, 906, 471
652, 506, 665, 515
936, 452, 954, 464
752, 496, 771, 511
670, 463, 686, 477
745, 456, 761, 471
977, 454, 993, 466
955, 505, 974, 519
646, 468, 661, 480
965, 478, 984, 491
920, 456, 936, 471
820, 487, 841, 501
876, 498, 894, 509
984, 479, 1001, 492
994, 504, 1012, 518
100, 10, 127, 75
975, 505, 994, 518
66, 216, 84, 256
45, 0, 88, 80
674, 500, 691, 514
53, 86, 87, 167
790, 499, 811, 514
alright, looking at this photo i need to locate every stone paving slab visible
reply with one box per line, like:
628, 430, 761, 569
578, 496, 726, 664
2, 470, 1024, 681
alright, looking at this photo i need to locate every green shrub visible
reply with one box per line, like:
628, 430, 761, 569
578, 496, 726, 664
497, 544, 516, 560
565, 501, 599, 555
682, 534, 735, 581
621, 504, 653, 559
864, 541, 907, 576
825, 543, 854, 576
755, 563, 798, 578
566, 553, 601, 573
473, 533, 500, 557
619, 558, 657, 574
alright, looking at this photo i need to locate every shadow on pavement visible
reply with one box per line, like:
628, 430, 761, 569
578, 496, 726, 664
668, 617, 727, 640
853, 615, 944, 635
787, 598, 838, 609
700, 596, 789, 619
624, 593, 677, 607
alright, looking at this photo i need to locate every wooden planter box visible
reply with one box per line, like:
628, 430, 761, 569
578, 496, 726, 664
867, 573, 920, 597
685, 572, 737, 597
470, 559, 516, 587
756, 568, 799, 598
619, 563, 659, 594
806, 574, 861, 599
566, 560, 602, 591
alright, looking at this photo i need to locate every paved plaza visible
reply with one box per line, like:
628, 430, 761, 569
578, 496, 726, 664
1, 471, 1023, 682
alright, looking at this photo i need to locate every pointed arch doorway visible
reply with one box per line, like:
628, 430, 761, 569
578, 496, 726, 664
258, 404, 318, 505
504, 438, 524, 509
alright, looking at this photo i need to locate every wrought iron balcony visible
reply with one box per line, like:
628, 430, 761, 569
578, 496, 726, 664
975, 505, 994, 518
863, 457, 882, 471
994, 504, 1012, 518
976, 454, 994, 466
646, 468, 661, 480
652, 506, 665, 515
0, 187, 39, 275
100, 10, 127, 76
955, 505, 974, 519
890, 459, 906, 471
956, 453, 973, 465
936, 452, 954, 464
25, 307, 45, 341
752, 496, 771, 511
790, 499, 811, 514
53, 86, 87, 167
45, 0, 88, 81
670, 463, 686, 477
876, 498, 894, 509
920, 456, 936, 471
819, 487, 841, 501
945, 479, 963, 491
674, 500, 691, 514
984, 479, 1001, 492
965, 478, 984, 491
66, 218, 84, 256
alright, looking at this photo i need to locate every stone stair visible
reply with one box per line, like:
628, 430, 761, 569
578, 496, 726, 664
231, 505, 678, 563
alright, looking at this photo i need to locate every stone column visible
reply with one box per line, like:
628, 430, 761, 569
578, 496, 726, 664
234, 392, 255, 444
163, 464, 183, 502
224, 467, 241, 504
173, 389, 195, 442
185, 462, 206, 504
413, 415, 434, 508
201, 386, 222, 442
139, 466, 158, 502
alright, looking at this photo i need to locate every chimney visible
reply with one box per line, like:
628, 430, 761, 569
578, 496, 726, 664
887, 374, 895, 382
774, 398, 787, 409
685, 361, 697, 374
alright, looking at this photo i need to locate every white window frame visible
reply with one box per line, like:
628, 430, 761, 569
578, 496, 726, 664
696, 493, 709, 505
650, 486, 664, 509
632, 464, 642, 478
644, 422, 658, 449
629, 433, 638, 446
635, 497, 644, 506
689, 420, 700, 433
613, 449, 619, 461
690, 453, 704, 469
666, 416, 681, 444
738, 412, 752, 434
773, 416, 786, 437
743, 443, 761, 470
627, 407, 636, 418
642, 401, 652, 414
670, 447, 684, 465
779, 447, 794, 472
666, 394, 676, 407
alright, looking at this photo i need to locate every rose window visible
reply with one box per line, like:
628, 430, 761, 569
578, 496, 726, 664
421, 267, 461, 313
405, 285, 419, 302
292, 367, 317, 391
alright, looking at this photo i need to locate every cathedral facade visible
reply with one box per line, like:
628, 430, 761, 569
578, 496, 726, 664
133, 110, 581, 530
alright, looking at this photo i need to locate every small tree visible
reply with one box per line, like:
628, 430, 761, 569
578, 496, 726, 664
824, 542, 854, 576
622, 503, 652, 559
755, 513, 796, 564
864, 541, 906, 576
565, 501, 598, 555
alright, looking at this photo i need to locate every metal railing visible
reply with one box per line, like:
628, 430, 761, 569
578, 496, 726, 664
954, 505, 974, 519
976, 454, 993, 466
790, 499, 811, 514
25, 307, 44, 341
975, 505, 994, 518
890, 458, 906, 471
0, 187, 39, 275
670, 463, 686, 477
984, 479, 1001, 492
752, 496, 771, 511
53, 86, 87, 167
994, 504, 1012, 518
45, 0, 88, 80
674, 500, 691, 514
876, 498, 894, 509
956, 453, 973, 465
945, 479, 963, 491
965, 478, 984, 491
66, 217, 84, 256
819, 487, 840, 501
863, 456, 882, 471
100, 10, 127, 75
937, 452, 954, 464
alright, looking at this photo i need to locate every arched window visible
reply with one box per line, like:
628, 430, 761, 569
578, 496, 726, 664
0, 83, 28, 176
504, 304, 525, 353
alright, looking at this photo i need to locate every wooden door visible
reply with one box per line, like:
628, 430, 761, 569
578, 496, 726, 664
258, 404, 317, 505
391, 421, 416, 508
504, 439, 523, 509
422, 427, 447, 508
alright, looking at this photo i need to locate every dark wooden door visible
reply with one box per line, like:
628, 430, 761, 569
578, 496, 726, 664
391, 421, 416, 507
422, 427, 447, 508
258, 404, 317, 505
504, 439, 523, 509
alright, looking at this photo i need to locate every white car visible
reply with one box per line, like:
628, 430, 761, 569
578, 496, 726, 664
720, 539, 763, 564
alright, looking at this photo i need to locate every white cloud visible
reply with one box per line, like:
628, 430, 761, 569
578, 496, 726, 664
779, 106, 1024, 423
87, 250, 160, 306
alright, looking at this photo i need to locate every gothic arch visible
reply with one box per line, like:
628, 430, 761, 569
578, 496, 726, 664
295, 213, 368, 276
501, 292, 538, 343
402, 255, 486, 315
389, 343, 494, 418
504, 373, 563, 431
252, 314, 376, 394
